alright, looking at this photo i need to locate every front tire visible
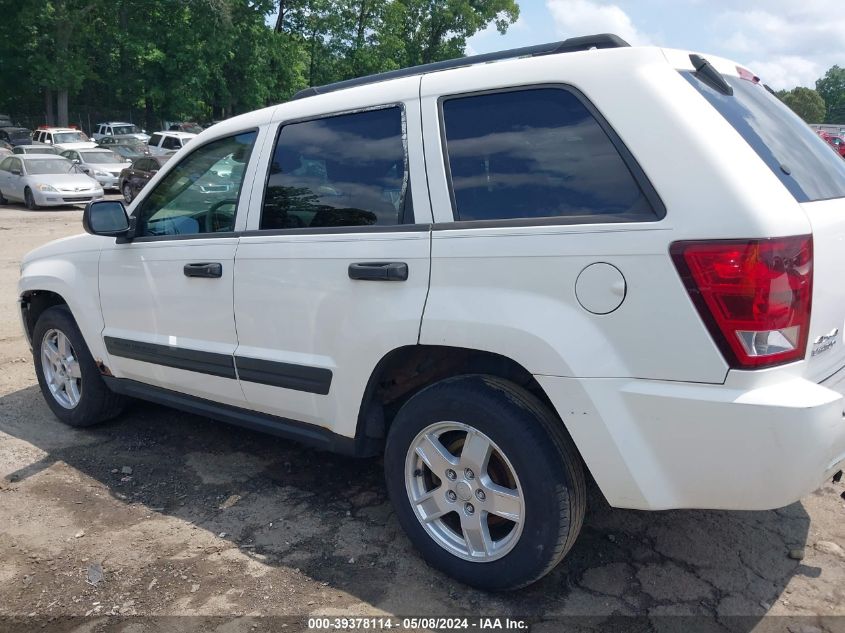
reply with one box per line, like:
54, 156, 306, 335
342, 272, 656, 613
24, 187, 39, 210
384, 375, 586, 590
0, 188, 7, 205
32, 305, 125, 427
122, 182, 133, 204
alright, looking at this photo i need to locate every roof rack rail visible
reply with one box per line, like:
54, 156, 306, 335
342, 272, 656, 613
291, 33, 630, 101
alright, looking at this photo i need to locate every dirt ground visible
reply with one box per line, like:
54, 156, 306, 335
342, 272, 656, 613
1, 202, 845, 633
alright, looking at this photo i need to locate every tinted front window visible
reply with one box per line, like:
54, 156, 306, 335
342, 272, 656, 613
441, 88, 657, 222
149, 134, 162, 146
260, 106, 409, 230
683, 72, 845, 202
135, 131, 256, 237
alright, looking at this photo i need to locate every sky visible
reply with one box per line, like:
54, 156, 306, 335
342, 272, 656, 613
465, 0, 845, 90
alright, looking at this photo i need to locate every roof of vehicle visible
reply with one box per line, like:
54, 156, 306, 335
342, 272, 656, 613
97, 121, 134, 126
36, 127, 83, 133
292, 33, 630, 100
153, 131, 196, 138
18, 153, 69, 160
0, 126, 29, 132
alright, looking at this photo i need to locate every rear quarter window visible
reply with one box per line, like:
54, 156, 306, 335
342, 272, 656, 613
683, 71, 845, 202
439, 87, 662, 224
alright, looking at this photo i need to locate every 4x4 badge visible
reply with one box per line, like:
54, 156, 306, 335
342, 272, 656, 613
812, 328, 839, 356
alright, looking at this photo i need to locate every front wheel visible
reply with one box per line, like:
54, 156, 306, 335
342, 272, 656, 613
32, 305, 125, 427
384, 375, 586, 590
24, 187, 39, 210
122, 182, 133, 204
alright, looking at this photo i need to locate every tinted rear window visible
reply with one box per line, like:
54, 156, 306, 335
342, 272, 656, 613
683, 72, 845, 202
441, 88, 659, 223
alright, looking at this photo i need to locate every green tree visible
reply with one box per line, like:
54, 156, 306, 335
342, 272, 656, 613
816, 65, 845, 123
780, 87, 826, 123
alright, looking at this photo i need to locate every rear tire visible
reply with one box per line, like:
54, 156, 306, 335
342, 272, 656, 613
24, 187, 38, 210
0, 188, 7, 204
384, 375, 586, 590
32, 305, 125, 427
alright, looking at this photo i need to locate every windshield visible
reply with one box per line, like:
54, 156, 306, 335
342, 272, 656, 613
53, 132, 88, 144
81, 151, 122, 164
8, 128, 30, 139
112, 124, 141, 135
683, 72, 845, 202
26, 158, 73, 174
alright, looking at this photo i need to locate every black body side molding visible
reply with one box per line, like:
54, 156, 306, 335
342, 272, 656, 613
102, 377, 374, 456
104, 337, 333, 395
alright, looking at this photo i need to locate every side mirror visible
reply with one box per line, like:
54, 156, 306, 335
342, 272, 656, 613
83, 200, 131, 238
73, 159, 81, 164
10, 168, 21, 176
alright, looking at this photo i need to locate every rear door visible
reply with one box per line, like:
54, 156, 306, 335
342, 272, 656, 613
233, 77, 432, 438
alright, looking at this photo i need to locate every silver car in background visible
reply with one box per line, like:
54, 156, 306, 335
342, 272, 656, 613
0, 154, 103, 209
60, 148, 129, 191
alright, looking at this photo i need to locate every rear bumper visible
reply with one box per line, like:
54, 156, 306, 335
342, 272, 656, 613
537, 368, 845, 511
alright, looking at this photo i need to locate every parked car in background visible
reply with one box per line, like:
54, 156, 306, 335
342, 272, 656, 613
98, 135, 151, 155
14, 143, 60, 155
60, 148, 129, 191
0, 141, 12, 158
119, 154, 170, 203
0, 126, 33, 146
168, 122, 203, 134
104, 144, 148, 161
0, 154, 103, 209
32, 127, 97, 151
147, 131, 195, 154
0, 114, 13, 127
818, 130, 845, 158
92, 122, 150, 143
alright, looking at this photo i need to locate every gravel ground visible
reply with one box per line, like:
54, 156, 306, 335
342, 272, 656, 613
1, 202, 844, 633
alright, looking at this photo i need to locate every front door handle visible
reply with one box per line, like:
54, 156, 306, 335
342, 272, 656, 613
348, 262, 408, 281
184, 262, 222, 278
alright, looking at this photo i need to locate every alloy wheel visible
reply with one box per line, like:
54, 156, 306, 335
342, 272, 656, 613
404, 421, 524, 562
40, 329, 82, 409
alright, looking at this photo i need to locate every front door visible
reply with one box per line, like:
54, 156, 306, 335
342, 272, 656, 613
99, 129, 261, 407
234, 79, 432, 438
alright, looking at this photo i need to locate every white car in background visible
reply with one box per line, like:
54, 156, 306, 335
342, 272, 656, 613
0, 154, 103, 209
32, 127, 97, 152
60, 148, 130, 190
92, 122, 150, 143
146, 131, 195, 154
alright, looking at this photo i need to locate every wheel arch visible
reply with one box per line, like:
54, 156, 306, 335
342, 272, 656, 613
355, 345, 568, 451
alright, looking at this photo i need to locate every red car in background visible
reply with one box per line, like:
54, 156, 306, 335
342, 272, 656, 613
817, 130, 845, 158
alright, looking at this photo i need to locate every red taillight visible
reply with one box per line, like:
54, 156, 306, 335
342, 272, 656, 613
671, 236, 813, 369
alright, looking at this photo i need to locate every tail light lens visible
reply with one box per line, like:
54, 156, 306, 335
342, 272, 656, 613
671, 236, 813, 369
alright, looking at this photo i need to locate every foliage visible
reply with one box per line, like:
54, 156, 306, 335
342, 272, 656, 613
816, 66, 845, 123
0, 0, 518, 129
778, 87, 826, 124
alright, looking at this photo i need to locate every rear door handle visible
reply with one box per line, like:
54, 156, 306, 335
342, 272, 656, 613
184, 262, 222, 278
348, 262, 408, 281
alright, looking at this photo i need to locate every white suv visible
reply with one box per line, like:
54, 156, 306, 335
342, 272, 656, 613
31, 127, 97, 151
92, 122, 150, 143
146, 131, 196, 154
17, 36, 845, 590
